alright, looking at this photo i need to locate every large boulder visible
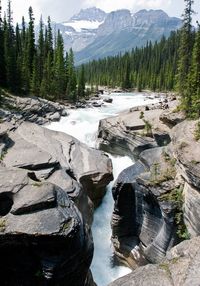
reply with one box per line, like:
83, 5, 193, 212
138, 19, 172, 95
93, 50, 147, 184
171, 120, 200, 189
0, 167, 94, 286
108, 236, 200, 286
171, 120, 200, 237
111, 146, 183, 267
98, 112, 156, 159
0, 121, 113, 285
97, 106, 172, 159
2, 122, 113, 210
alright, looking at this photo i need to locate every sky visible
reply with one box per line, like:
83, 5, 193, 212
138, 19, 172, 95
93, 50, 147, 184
1, 0, 200, 24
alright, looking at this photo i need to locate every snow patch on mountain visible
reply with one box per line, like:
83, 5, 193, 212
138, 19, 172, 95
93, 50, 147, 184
63, 20, 104, 33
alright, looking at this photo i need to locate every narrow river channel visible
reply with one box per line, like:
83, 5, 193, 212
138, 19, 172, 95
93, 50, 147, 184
47, 92, 160, 285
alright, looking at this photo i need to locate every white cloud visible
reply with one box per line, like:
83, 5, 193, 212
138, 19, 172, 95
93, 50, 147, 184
1, 0, 199, 24
1, 0, 41, 23
83, 0, 172, 13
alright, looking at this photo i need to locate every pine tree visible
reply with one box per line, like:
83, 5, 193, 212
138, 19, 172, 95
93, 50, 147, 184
66, 48, 77, 101
77, 64, 85, 99
40, 52, 53, 99
0, 0, 6, 86
21, 16, 29, 93
27, 6, 35, 74
52, 30, 66, 100
45, 16, 53, 58
15, 23, 22, 91
30, 55, 40, 95
38, 16, 44, 82
4, 0, 17, 90
189, 23, 200, 116
122, 57, 131, 89
176, 0, 194, 110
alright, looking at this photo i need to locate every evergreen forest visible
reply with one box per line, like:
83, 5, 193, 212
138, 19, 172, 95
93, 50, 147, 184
0, 0, 199, 117
84, 0, 200, 117
0, 0, 85, 102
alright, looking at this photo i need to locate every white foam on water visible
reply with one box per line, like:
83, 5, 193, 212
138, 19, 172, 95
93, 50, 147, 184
47, 92, 161, 285
91, 154, 133, 286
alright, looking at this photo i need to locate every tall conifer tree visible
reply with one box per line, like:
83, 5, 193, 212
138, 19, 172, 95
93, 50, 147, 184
4, 0, 17, 90
0, 0, 6, 86
77, 65, 85, 99
176, 0, 194, 110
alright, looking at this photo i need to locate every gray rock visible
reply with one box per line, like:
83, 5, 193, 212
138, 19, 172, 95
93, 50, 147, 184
0, 167, 29, 194
111, 147, 179, 267
0, 120, 113, 285
48, 111, 61, 122
108, 264, 172, 286
0, 167, 94, 285
2, 121, 113, 212
11, 182, 56, 215
108, 237, 200, 286
171, 120, 200, 189
68, 140, 113, 206
0, 94, 67, 125
183, 182, 200, 237
47, 167, 94, 226
160, 110, 185, 127
97, 113, 157, 160
103, 97, 113, 103
97, 105, 174, 159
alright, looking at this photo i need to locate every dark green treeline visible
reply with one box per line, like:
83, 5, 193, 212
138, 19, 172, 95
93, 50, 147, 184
176, 0, 200, 118
0, 0, 85, 101
83, 32, 181, 92
84, 0, 200, 118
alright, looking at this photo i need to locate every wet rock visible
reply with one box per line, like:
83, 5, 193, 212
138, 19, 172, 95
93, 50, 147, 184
103, 97, 113, 103
48, 111, 61, 122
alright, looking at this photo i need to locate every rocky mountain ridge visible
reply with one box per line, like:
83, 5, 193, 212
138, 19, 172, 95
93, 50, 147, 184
50, 7, 182, 64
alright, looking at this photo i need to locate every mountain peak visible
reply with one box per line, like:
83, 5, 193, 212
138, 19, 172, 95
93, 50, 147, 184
70, 7, 106, 22
134, 9, 169, 19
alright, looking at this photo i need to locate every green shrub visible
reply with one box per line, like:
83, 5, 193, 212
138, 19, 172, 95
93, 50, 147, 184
194, 121, 200, 141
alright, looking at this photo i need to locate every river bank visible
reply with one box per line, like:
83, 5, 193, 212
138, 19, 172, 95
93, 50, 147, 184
1, 91, 199, 286
0, 91, 159, 285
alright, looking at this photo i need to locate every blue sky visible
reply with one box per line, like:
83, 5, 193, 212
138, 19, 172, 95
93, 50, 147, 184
1, 0, 200, 24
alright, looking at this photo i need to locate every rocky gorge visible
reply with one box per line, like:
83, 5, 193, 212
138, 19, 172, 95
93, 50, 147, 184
0, 91, 200, 285
0, 94, 113, 285
97, 98, 200, 284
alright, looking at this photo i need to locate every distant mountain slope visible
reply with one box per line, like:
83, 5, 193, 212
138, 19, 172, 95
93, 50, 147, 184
50, 7, 182, 65
74, 9, 182, 64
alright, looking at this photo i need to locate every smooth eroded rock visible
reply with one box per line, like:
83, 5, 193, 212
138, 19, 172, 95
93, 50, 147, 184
108, 236, 200, 286
0, 167, 94, 286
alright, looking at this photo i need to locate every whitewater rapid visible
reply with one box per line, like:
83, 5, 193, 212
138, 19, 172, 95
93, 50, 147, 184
47, 92, 161, 285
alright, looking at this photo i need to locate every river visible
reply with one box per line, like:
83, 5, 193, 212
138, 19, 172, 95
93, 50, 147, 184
47, 92, 160, 286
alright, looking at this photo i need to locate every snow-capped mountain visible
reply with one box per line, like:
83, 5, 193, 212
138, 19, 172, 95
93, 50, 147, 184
52, 7, 182, 64
75, 8, 182, 64
59, 7, 106, 52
